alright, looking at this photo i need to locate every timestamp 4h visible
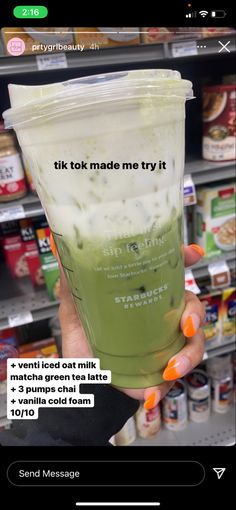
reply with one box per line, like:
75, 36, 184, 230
90, 43, 99, 50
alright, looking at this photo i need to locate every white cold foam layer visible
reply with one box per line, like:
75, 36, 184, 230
23, 120, 183, 239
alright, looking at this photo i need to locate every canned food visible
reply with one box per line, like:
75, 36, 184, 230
186, 369, 210, 423
162, 380, 187, 430
135, 402, 161, 439
202, 84, 236, 161
115, 416, 136, 446
207, 354, 232, 380
211, 375, 233, 413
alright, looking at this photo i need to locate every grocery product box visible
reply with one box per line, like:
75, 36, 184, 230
19, 337, 58, 358
221, 287, 236, 342
140, 27, 235, 44
18, 337, 55, 353
20, 219, 44, 287
0, 327, 18, 347
202, 84, 236, 162
200, 291, 222, 347
194, 183, 236, 258
2, 231, 29, 278
34, 220, 60, 300
140, 27, 203, 44
201, 27, 235, 38
73, 27, 140, 48
1, 27, 74, 55
140, 27, 176, 44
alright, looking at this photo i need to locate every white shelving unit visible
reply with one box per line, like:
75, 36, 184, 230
133, 405, 235, 447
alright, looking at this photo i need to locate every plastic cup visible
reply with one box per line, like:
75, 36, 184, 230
4, 69, 193, 388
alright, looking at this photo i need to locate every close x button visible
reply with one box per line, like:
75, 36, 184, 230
7, 460, 205, 486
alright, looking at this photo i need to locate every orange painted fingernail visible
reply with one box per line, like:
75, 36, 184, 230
183, 313, 199, 338
144, 391, 160, 410
163, 356, 191, 381
50, 232, 57, 257
189, 244, 205, 257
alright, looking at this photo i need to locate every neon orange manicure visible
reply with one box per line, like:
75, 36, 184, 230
189, 244, 205, 257
144, 392, 157, 410
163, 356, 191, 380
183, 315, 196, 337
163, 358, 181, 380
49, 232, 57, 257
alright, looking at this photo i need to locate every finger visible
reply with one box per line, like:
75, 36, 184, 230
120, 382, 175, 407
143, 382, 175, 407
181, 290, 205, 338
184, 244, 205, 267
163, 329, 205, 381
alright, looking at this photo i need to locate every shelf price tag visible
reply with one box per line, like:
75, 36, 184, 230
36, 53, 68, 71
172, 40, 198, 58
0, 205, 25, 222
185, 268, 201, 294
184, 174, 197, 206
208, 260, 231, 289
8, 311, 33, 327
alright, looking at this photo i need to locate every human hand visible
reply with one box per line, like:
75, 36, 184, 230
52, 235, 205, 408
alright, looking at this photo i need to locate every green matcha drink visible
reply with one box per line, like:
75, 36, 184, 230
4, 70, 193, 387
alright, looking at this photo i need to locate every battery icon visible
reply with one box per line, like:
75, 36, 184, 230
211, 10, 227, 18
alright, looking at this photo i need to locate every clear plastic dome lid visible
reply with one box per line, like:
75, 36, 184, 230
3, 69, 193, 129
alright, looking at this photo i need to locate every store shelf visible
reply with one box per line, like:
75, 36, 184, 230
133, 405, 235, 446
0, 264, 58, 331
0, 192, 43, 223
204, 339, 236, 359
191, 250, 235, 280
0, 35, 235, 76
0, 289, 59, 330
185, 159, 235, 185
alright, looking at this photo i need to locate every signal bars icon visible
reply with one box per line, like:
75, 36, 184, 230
186, 11, 197, 18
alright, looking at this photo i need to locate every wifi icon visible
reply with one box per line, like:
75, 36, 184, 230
199, 10, 208, 17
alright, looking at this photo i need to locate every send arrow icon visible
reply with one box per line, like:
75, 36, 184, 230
213, 468, 226, 479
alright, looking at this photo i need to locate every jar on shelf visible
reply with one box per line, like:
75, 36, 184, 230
207, 354, 233, 414
0, 130, 27, 202
186, 369, 210, 423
